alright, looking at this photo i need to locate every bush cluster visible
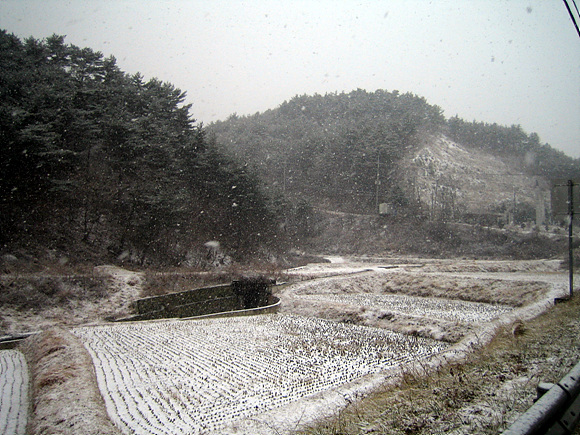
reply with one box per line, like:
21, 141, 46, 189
0, 276, 107, 311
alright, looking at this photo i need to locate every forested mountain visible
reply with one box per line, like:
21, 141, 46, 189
0, 31, 283, 265
210, 90, 580, 217
2, 31, 577, 266
210, 90, 446, 212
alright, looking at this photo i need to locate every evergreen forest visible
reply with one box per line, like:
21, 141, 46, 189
2, 31, 579, 266
0, 31, 284, 266
210, 90, 580, 214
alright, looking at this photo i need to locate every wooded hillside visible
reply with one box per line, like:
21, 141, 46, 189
210, 89, 445, 212
2, 31, 578, 267
0, 31, 284, 266
210, 90, 579, 216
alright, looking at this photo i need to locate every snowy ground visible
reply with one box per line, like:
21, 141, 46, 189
0, 349, 28, 435
4, 257, 569, 434
66, 258, 566, 435
0, 265, 143, 336
72, 315, 448, 435
294, 292, 513, 324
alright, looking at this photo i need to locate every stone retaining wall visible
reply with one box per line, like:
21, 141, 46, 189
122, 280, 277, 322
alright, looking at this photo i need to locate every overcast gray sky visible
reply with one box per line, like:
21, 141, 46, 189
1, 0, 579, 157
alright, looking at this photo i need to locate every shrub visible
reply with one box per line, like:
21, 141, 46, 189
0, 276, 107, 311
232, 275, 273, 309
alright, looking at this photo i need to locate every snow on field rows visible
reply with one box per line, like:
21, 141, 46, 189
72, 314, 448, 435
295, 293, 513, 324
0, 350, 28, 435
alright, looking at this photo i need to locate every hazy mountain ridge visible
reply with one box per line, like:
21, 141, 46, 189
210, 90, 579, 223
1, 31, 576, 266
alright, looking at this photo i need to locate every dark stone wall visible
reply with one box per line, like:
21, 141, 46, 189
130, 284, 240, 320
135, 284, 238, 314
121, 280, 276, 321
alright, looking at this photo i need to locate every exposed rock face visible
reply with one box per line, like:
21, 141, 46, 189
398, 134, 550, 222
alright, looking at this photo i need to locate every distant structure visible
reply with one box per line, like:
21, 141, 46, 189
535, 180, 546, 226
379, 203, 391, 215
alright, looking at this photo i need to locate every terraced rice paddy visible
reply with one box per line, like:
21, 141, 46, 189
72, 314, 448, 434
0, 350, 28, 435
295, 293, 513, 324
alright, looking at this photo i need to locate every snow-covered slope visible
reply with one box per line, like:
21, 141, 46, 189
399, 134, 550, 219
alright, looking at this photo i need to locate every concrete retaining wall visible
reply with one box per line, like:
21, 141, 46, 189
121, 281, 277, 322
132, 284, 240, 320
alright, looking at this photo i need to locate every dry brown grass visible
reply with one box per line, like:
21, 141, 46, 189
381, 273, 548, 307
0, 275, 108, 311
1, 255, 96, 276
20, 327, 121, 435
299, 295, 580, 435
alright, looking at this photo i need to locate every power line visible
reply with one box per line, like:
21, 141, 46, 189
563, 0, 580, 38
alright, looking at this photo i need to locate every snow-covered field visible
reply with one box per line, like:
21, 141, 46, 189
0, 349, 28, 435
295, 293, 513, 324
6, 258, 563, 435
64, 259, 563, 435
72, 314, 448, 435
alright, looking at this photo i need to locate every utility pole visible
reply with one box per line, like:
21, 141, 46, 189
552, 179, 578, 300
568, 179, 575, 298
375, 151, 380, 213
283, 160, 287, 193
513, 187, 517, 225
